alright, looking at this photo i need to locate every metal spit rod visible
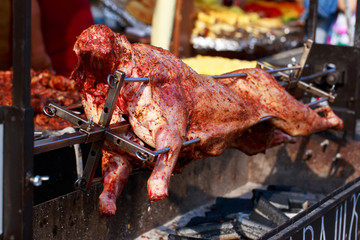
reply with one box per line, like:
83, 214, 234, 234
122, 65, 304, 81
255, 53, 337, 102
213, 65, 336, 103
38, 102, 201, 161
120, 65, 336, 103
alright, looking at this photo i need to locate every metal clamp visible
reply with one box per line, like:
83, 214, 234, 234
43, 103, 93, 130
297, 81, 336, 102
79, 70, 126, 191
39, 70, 202, 191
294, 39, 313, 80
105, 130, 201, 163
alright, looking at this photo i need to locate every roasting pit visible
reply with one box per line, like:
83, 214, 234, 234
138, 176, 360, 240
32, 132, 360, 239
135, 182, 326, 240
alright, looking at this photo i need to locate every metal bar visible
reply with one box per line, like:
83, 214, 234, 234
257, 62, 290, 79
259, 116, 273, 123
3, 0, 33, 239
44, 103, 91, 130
63, 103, 83, 110
34, 131, 87, 154
12, 0, 31, 109
77, 140, 104, 190
124, 77, 149, 82
183, 138, 201, 147
297, 68, 335, 83
99, 71, 125, 127
297, 81, 336, 101
105, 131, 158, 162
212, 66, 302, 79
307, 97, 329, 108
281, 69, 336, 87
153, 138, 201, 155
79, 71, 126, 191
34, 122, 131, 154
294, 40, 313, 79
103, 62, 304, 84
353, 0, 360, 47
34, 121, 200, 159
307, 0, 318, 42
213, 73, 247, 79
4, 107, 34, 240
105, 131, 201, 162
266, 66, 302, 74
105, 66, 303, 83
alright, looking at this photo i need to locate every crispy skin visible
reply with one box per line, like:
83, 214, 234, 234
71, 24, 343, 215
215, 68, 344, 135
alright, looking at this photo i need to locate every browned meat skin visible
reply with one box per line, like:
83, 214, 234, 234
215, 68, 344, 135
230, 122, 296, 156
178, 122, 295, 160
71, 25, 343, 211
72, 25, 255, 202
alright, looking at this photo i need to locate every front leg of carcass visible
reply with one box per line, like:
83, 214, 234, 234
147, 124, 183, 201
125, 70, 189, 201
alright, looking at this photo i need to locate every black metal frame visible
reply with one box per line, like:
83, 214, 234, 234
1, 0, 34, 239
302, 0, 360, 138
261, 177, 360, 239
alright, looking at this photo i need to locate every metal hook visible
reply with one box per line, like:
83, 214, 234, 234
43, 105, 56, 117
330, 85, 336, 92
107, 74, 117, 88
74, 178, 87, 191
86, 117, 94, 131
136, 150, 149, 161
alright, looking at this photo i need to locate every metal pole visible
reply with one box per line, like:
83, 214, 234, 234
3, 0, 34, 239
307, 0, 318, 42
353, 0, 360, 47
12, 0, 32, 108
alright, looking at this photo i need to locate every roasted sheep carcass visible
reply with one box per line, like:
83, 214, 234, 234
71, 24, 343, 216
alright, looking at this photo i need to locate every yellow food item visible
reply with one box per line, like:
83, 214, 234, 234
125, 0, 156, 25
182, 55, 257, 75
253, 18, 284, 30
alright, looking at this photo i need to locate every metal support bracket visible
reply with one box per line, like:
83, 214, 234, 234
40, 70, 201, 191
294, 39, 313, 80
75, 70, 125, 190
297, 81, 336, 102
